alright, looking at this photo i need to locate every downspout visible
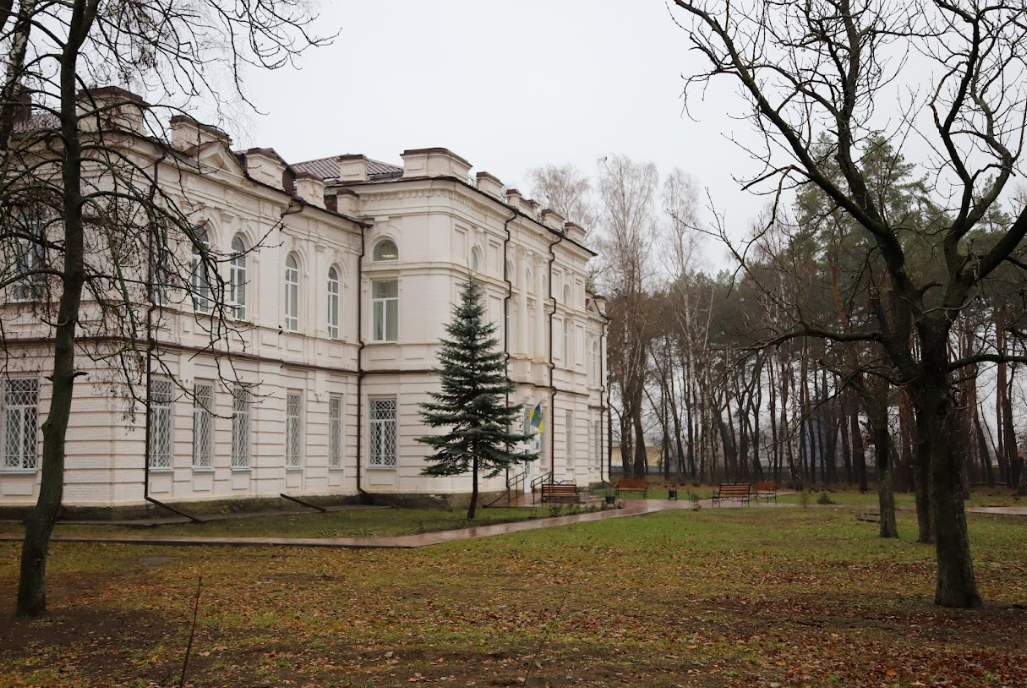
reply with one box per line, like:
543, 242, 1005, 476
547, 229, 564, 481
356, 209, 369, 499
600, 309, 611, 485
501, 210, 518, 493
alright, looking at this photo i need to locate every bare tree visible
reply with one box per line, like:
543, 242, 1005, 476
1, 0, 329, 618
671, 0, 1027, 608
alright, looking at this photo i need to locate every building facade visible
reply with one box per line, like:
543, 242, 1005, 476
0, 92, 608, 509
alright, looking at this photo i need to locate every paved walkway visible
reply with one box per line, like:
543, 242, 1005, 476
0, 498, 1022, 550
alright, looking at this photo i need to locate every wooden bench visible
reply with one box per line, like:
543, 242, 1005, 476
713, 482, 751, 506
755, 480, 778, 502
540, 482, 580, 503
615, 478, 649, 498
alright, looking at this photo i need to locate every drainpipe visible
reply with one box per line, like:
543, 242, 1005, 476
547, 230, 564, 482
599, 310, 611, 485
356, 212, 369, 499
502, 210, 517, 485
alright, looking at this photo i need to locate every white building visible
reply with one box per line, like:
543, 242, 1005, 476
0, 89, 608, 510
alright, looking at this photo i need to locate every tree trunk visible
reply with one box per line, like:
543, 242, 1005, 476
18, 11, 90, 615
865, 387, 897, 538
467, 456, 479, 519
918, 322, 982, 608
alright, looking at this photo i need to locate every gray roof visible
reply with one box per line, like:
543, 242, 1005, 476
293, 155, 403, 182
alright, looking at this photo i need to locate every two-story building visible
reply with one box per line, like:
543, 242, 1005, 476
0, 89, 608, 510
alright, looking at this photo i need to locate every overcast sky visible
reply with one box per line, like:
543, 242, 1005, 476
230, 1, 763, 265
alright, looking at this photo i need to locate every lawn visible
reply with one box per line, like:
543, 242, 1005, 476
0, 506, 1025, 687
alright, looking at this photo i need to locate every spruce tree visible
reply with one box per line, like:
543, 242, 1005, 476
417, 279, 536, 518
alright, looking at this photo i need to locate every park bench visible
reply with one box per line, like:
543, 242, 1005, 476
755, 480, 778, 502
615, 478, 649, 498
713, 482, 751, 506
540, 482, 580, 503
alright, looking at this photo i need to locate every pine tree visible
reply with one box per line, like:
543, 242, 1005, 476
417, 279, 536, 518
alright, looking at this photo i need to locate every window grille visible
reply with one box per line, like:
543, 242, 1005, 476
2, 379, 38, 469
192, 383, 213, 468
149, 379, 173, 469
230, 236, 247, 320
285, 254, 300, 332
231, 388, 251, 468
329, 395, 343, 468
369, 398, 396, 467
565, 410, 574, 468
327, 267, 340, 339
286, 391, 302, 467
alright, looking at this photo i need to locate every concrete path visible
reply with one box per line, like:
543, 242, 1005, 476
0, 498, 1022, 550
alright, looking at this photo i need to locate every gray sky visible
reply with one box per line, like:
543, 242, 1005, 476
235, 1, 763, 262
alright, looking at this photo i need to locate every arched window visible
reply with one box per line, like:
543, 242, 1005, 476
191, 227, 210, 313
563, 284, 572, 307
284, 253, 300, 332
470, 247, 482, 272
230, 235, 247, 320
327, 266, 340, 339
372, 238, 398, 262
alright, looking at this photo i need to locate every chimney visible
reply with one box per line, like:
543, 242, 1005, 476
243, 148, 287, 189
332, 188, 362, 216
170, 114, 232, 152
78, 86, 148, 135
401, 147, 472, 181
337, 154, 369, 182
475, 171, 504, 200
294, 172, 326, 209
540, 209, 565, 232
563, 221, 587, 242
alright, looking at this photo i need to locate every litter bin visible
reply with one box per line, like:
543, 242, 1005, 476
605, 494, 616, 505
668, 489, 678, 500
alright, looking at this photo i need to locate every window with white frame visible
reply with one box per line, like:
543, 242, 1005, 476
563, 284, 571, 307
231, 387, 251, 468
505, 301, 512, 350
373, 238, 398, 262
2, 378, 38, 470
594, 419, 602, 469
562, 319, 569, 363
327, 266, 340, 339
10, 207, 46, 302
470, 247, 481, 272
372, 279, 398, 342
192, 383, 214, 469
591, 339, 600, 385
230, 235, 247, 320
151, 228, 171, 307
565, 410, 574, 468
329, 394, 343, 468
286, 390, 302, 467
369, 398, 396, 467
191, 227, 211, 313
284, 253, 300, 332
149, 379, 173, 469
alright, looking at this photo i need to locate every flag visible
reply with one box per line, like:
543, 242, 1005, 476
528, 402, 544, 432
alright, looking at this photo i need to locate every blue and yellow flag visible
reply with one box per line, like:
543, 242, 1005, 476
528, 402, 544, 432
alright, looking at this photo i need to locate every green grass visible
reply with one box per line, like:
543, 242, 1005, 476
1, 507, 1025, 687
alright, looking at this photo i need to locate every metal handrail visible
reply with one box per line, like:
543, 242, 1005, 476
530, 470, 554, 505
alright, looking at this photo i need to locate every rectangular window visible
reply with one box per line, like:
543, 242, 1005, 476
11, 208, 46, 302
594, 419, 602, 470
327, 272, 340, 340
369, 398, 397, 467
329, 394, 343, 468
286, 391, 302, 468
565, 410, 574, 468
192, 383, 213, 469
372, 279, 398, 342
231, 387, 251, 468
2, 378, 38, 470
562, 319, 569, 363
149, 379, 173, 469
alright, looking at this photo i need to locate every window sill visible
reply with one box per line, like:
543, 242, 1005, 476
286, 465, 303, 471
192, 467, 214, 473
366, 464, 396, 470
231, 466, 252, 472
0, 467, 38, 474
148, 467, 174, 473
